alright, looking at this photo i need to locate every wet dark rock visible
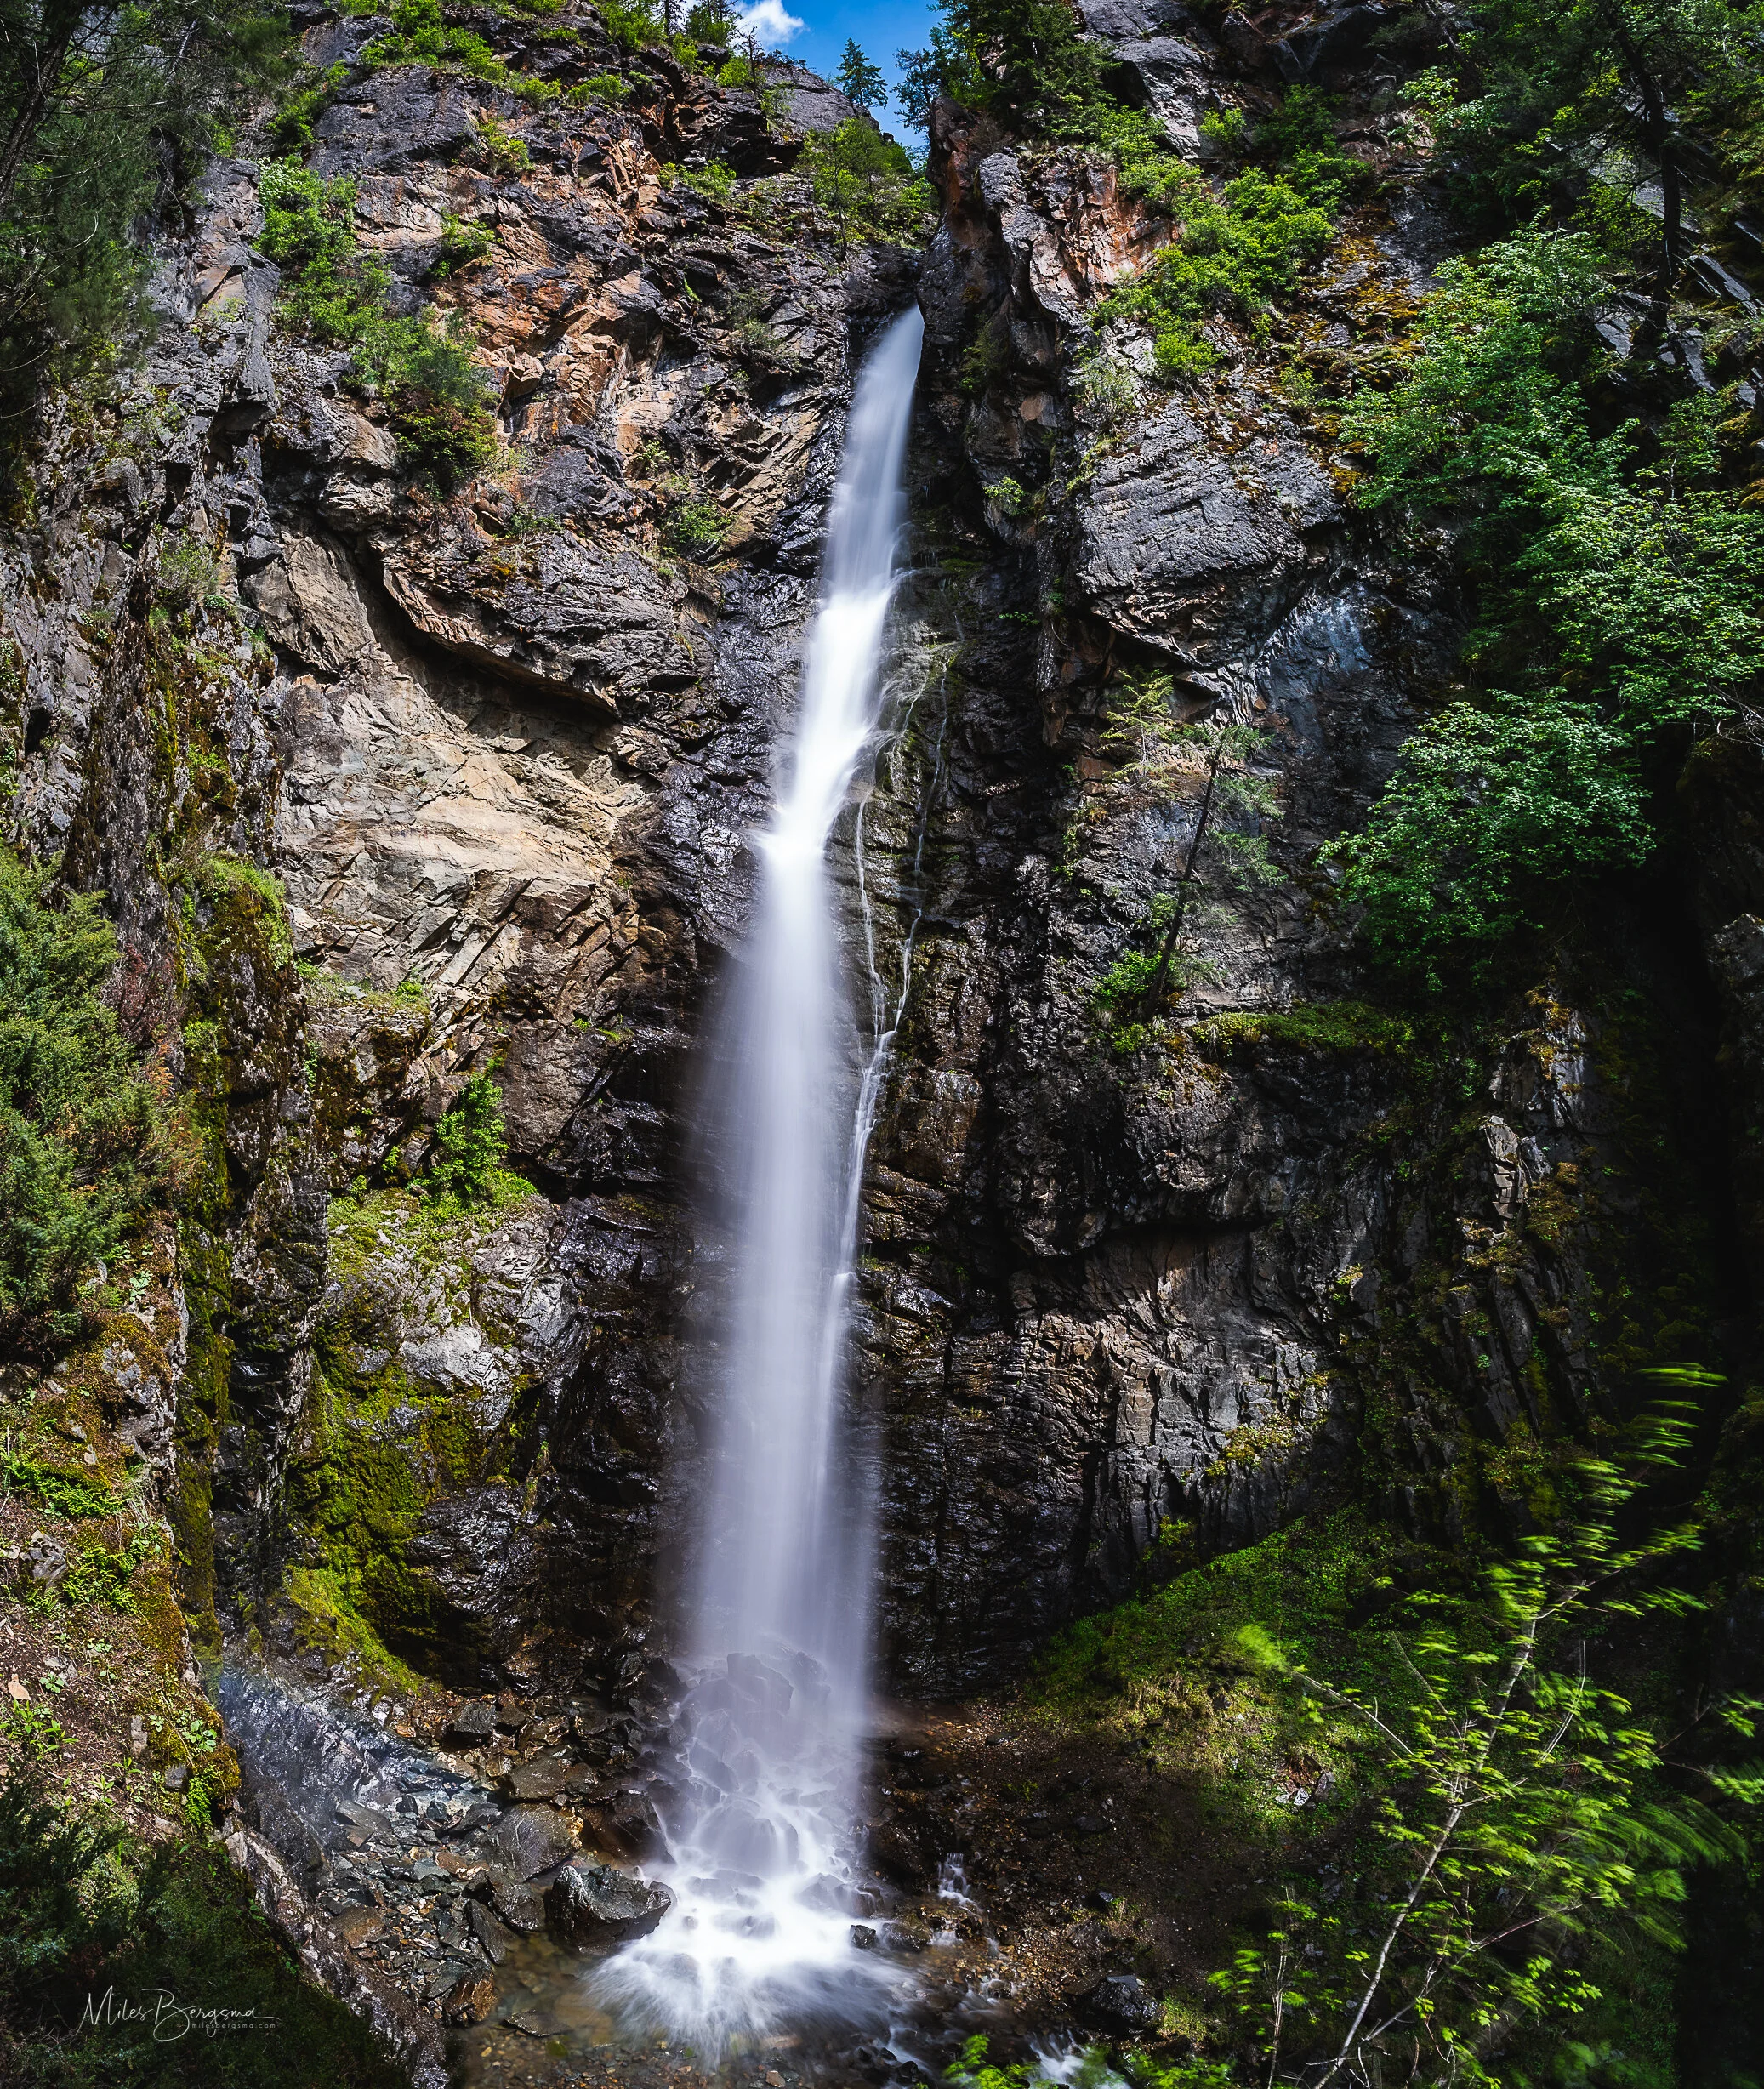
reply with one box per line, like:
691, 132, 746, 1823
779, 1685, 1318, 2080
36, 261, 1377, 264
446, 1701, 497, 1746
868, 1819, 937, 1888
728, 1651, 794, 1710
502, 2006, 558, 2037
333, 1905, 386, 1947
442, 1971, 496, 2025
483, 1875, 547, 1934
1079, 1973, 1160, 2034
466, 1900, 515, 1964
543, 1859, 674, 1944
486, 1804, 578, 1881
502, 1757, 568, 1802
583, 1784, 664, 1858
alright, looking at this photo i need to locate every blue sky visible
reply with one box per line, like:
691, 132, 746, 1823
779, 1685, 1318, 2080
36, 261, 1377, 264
737, 0, 939, 136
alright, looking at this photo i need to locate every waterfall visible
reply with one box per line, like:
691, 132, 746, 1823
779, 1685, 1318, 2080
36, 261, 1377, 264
591, 305, 925, 2047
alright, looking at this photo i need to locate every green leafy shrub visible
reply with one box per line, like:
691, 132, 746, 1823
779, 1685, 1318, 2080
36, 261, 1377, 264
58, 1530, 156, 1609
0, 1779, 407, 2085
269, 60, 350, 151
796, 118, 935, 247
258, 159, 497, 487
3, 1703, 65, 1761
1209, 1409, 1760, 2085
945, 2036, 1127, 2088
1191, 1000, 1416, 1059
598, 0, 663, 51
1324, 692, 1649, 979
431, 211, 495, 276
1070, 346, 1138, 426
362, 0, 504, 81
663, 497, 729, 558
0, 849, 165, 1341
424, 1073, 515, 1207
927, 0, 1101, 131
1329, 225, 1764, 976
1250, 84, 1358, 210
959, 310, 1012, 395
1198, 105, 1247, 155
1092, 162, 1334, 379
472, 114, 531, 172
0, 1449, 116, 1519
679, 157, 737, 207
568, 71, 629, 102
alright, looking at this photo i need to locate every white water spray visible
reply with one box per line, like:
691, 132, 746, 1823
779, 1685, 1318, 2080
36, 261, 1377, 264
591, 307, 925, 2048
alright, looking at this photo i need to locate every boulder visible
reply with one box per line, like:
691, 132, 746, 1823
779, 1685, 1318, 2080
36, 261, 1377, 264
502, 1757, 568, 1802
486, 1803, 577, 1880
543, 1861, 673, 1944
466, 1900, 514, 1963
484, 1874, 547, 1933
446, 1700, 497, 1745
1080, 1973, 1160, 2035
443, 1972, 496, 2025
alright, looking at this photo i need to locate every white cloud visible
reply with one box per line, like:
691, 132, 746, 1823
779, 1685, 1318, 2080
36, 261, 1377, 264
731, 0, 805, 43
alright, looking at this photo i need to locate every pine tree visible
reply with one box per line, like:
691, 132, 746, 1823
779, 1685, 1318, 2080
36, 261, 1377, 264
835, 38, 887, 111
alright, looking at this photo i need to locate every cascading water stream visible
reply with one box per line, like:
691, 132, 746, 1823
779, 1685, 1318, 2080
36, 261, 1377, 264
590, 306, 925, 2048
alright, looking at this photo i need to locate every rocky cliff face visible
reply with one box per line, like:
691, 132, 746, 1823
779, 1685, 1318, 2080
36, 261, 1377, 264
852, 4, 1744, 1695
3, 0, 1760, 2072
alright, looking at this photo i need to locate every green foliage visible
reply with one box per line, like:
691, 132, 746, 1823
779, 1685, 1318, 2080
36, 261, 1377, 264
663, 496, 729, 556
362, 0, 510, 83
0, 848, 164, 1340
269, 60, 350, 152
945, 2037, 1126, 2088
597, 0, 663, 52
356, 0, 563, 99
568, 70, 629, 103
799, 117, 935, 246
685, 0, 731, 37
1250, 85, 1358, 211
473, 113, 531, 171
959, 309, 1011, 395
894, 26, 980, 133
4, 1701, 65, 1759
0, 0, 293, 435
1324, 692, 1650, 982
58, 1528, 156, 1609
930, 0, 1101, 131
1090, 899, 1187, 1054
1091, 161, 1334, 379
835, 37, 887, 111
1083, 705, 1280, 1048
1211, 1407, 1761, 2086
0, 1448, 116, 1519
1430, 0, 1761, 234
678, 157, 737, 207
258, 158, 496, 487
1329, 225, 1764, 977
0, 1779, 409, 2084
720, 287, 791, 365
1198, 105, 1247, 155
423, 1072, 513, 1208
430, 210, 494, 276
1070, 345, 1138, 427
1192, 1000, 1417, 1060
